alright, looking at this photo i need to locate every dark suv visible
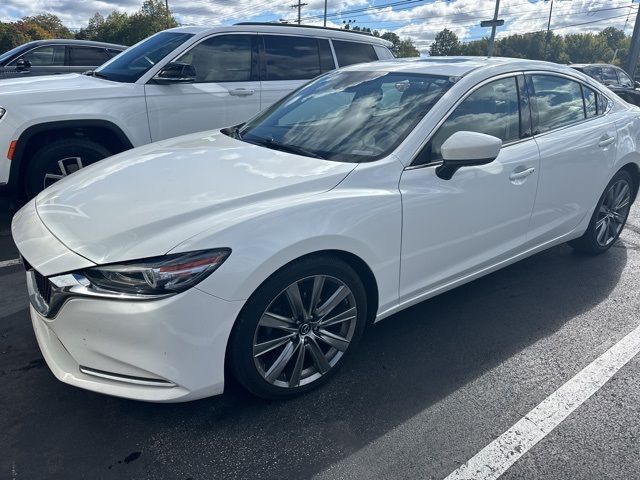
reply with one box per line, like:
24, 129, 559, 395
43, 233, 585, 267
571, 63, 640, 106
0, 39, 126, 80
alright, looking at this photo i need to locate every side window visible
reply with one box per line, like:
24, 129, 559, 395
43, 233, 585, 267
106, 48, 123, 58
597, 93, 610, 114
528, 75, 585, 133
175, 34, 256, 83
585, 67, 603, 83
318, 39, 335, 73
16, 45, 65, 66
583, 86, 598, 118
616, 69, 634, 88
262, 35, 322, 81
69, 47, 110, 66
422, 77, 521, 164
332, 40, 377, 67
602, 67, 619, 87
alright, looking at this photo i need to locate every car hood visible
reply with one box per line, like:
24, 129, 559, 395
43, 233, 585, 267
0, 73, 126, 103
35, 131, 356, 265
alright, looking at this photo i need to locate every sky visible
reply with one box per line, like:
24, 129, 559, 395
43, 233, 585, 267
0, 0, 637, 53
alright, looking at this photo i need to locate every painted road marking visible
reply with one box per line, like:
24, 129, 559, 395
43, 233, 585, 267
444, 322, 640, 480
0, 258, 21, 269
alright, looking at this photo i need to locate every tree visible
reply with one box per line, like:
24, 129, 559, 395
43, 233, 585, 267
19, 14, 72, 39
564, 33, 611, 64
380, 32, 420, 57
429, 29, 461, 56
75, 0, 177, 46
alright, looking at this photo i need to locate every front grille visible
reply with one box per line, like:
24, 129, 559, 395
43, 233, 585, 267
34, 270, 53, 305
23, 258, 52, 306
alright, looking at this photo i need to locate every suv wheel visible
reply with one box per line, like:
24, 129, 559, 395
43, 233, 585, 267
25, 138, 112, 198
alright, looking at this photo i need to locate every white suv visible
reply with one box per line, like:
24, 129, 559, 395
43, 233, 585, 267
0, 23, 392, 198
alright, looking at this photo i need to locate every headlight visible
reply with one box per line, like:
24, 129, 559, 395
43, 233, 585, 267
79, 249, 231, 296
0, 107, 5, 120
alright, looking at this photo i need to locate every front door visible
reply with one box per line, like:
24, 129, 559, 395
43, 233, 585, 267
399, 75, 540, 300
5, 44, 68, 79
145, 33, 261, 142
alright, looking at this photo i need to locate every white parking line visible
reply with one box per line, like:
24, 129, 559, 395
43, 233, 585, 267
444, 322, 640, 480
0, 258, 21, 268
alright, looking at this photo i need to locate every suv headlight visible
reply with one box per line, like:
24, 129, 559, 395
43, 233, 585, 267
52, 249, 231, 297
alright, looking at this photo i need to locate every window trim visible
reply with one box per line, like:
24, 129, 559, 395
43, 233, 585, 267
407, 71, 531, 169
524, 70, 612, 141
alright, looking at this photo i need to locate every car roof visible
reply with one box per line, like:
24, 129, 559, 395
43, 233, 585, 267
341, 56, 580, 78
570, 63, 620, 69
23, 39, 127, 49
167, 24, 392, 47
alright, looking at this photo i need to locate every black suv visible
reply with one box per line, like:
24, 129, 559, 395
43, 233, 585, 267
0, 39, 127, 80
571, 63, 640, 107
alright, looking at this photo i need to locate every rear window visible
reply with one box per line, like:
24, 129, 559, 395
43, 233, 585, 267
332, 40, 377, 67
262, 35, 323, 81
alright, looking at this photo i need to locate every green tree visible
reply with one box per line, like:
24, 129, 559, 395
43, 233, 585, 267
564, 33, 611, 64
19, 14, 72, 38
381, 32, 420, 57
429, 29, 461, 56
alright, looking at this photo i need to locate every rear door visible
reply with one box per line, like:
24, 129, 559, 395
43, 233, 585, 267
145, 33, 261, 141
527, 73, 618, 243
259, 35, 335, 110
67, 46, 112, 73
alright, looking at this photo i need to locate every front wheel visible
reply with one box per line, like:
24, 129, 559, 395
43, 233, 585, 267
24, 138, 112, 199
569, 170, 635, 254
229, 256, 368, 399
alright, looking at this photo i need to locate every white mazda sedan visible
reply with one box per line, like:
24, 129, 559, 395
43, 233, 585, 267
12, 57, 640, 402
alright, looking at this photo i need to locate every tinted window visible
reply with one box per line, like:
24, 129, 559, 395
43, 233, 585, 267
69, 47, 110, 66
17, 45, 65, 66
598, 93, 610, 114
529, 75, 585, 133
263, 35, 321, 81
96, 31, 193, 83
106, 49, 123, 58
616, 68, 634, 88
318, 39, 335, 73
585, 67, 603, 82
333, 40, 377, 67
238, 71, 452, 163
584, 86, 598, 118
176, 34, 255, 83
425, 77, 521, 163
602, 67, 619, 86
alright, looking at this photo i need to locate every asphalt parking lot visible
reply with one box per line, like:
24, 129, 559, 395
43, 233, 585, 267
2, 195, 640, 480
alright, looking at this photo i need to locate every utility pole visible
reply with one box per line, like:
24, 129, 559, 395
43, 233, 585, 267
291, 0, 308, 25
324, 0, 328, 27
543, 0, 554, 59
481, 0, 503, 57
165, 0, 171, 28
628, 2, 640, 79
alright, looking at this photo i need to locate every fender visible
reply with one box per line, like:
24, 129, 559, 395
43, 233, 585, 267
8, 119, 134, 191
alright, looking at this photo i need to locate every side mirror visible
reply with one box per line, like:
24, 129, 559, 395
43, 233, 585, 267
436, 131, 502, 180
15, 58, 31, 71
152, 62, 196, 84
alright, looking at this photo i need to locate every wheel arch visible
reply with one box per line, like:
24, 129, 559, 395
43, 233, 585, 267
619, 162, 640, 202
8, 120, 134, 191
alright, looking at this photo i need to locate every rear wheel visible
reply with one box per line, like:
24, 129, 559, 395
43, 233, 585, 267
569, 170, 634, 254
24, 138, 112, 198
229, 256, 368, 399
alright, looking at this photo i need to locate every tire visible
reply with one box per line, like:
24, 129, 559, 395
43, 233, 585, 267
569, 169, 635, 255
24, 138, 112, 199
229, 256, 368, 399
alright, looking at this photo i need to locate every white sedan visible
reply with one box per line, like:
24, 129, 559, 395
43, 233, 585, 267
12, 57, 640, 402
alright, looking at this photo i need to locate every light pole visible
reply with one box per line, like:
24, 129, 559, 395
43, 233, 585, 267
324, 0, 328, 27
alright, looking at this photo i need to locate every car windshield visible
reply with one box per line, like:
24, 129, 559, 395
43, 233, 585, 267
0, 44, 32, 65
95, 31, 193, 83
237, 70, 454, 163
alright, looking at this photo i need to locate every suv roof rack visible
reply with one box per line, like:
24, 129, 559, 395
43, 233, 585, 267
233, 22, 375, 37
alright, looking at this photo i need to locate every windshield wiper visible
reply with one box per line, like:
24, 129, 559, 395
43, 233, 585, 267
245, 137, 325, 159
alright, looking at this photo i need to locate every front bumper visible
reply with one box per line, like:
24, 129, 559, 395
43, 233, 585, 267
29, 278, 245, 403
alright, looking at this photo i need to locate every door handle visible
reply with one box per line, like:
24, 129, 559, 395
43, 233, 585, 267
509, 167, 536, 183
229, 88, 255, 96
598, 135, 615, 148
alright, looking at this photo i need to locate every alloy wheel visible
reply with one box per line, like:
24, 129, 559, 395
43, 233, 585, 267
252, 275, 358, 389
43, 157, 84, 190
595, 178, 632, 247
